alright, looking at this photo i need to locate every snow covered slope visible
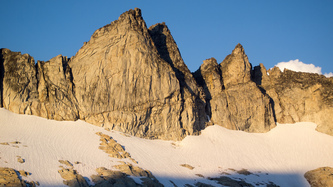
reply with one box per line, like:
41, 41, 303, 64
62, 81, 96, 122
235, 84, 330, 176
1, 108, 333, 186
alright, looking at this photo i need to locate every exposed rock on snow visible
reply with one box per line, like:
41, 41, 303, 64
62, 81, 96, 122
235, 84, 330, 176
96, 132, 136, 163
0, 167, 38, 187
180, 164, 195, 170
208, 176, 255, 187
59, 160, 74, 168
96, 132, 163, 186
304, 167, 333, 187
113, 161, 152, 177
91, 167, 137, 186
58, 166, 89, 187
17, 156, 25, 163
1, 109, 333, 186
91, 166, 163, 187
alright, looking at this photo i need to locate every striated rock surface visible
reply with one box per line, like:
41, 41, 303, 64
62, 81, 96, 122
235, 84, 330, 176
304, 167, 333, 187
1, 48, 38, 115
36, 55, 79, 120
69, 8, 206, 140
148, 22, 207, 135
253, 64, 333, 136
194, 44, 276, 132
0, 49, 78, 121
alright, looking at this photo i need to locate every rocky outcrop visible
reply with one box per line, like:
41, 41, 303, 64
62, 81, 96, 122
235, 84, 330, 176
304, 167, 333, 187
92, 165, 163, 187
69, 8, 206, 140
1, 49, 38, 115
253, 64, 333, 136
96, 132, 136, 163
0, 49, 78, 121
58, 166, 89, 187
0, 167, 38, 187
194, 44, 276, 132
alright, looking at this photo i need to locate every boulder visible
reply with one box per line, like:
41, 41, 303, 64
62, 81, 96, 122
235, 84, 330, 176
304, 167, 333, 187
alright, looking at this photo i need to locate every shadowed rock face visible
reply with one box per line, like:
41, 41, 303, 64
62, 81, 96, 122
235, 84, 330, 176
1, 8, 333, 139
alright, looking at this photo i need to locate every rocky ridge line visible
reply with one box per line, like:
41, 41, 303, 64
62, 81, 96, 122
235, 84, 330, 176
1, 8, 333, 140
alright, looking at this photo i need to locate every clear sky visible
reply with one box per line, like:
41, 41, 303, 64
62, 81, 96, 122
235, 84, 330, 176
1, 0, 332, 74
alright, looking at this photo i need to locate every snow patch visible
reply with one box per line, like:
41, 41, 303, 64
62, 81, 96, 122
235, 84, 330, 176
1, 108, 333, 186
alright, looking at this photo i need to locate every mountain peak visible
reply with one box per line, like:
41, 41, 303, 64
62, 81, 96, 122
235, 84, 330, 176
119, 8, 142, 20
232, 43, 245, 56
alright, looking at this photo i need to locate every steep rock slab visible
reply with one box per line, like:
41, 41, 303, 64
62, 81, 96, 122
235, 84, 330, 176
1, 48, 38, 114
254, 64, 333, 136
193, 58, 223, 118
148, 22, 207, 136
220, 43, 252, 89
69, 8, 205, 140
194, 44, 276, 132
36, 55, 79, 120
0, 49, 79, 121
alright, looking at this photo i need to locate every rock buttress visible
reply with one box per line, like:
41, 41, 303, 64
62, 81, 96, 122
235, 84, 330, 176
69, 8, 207, 140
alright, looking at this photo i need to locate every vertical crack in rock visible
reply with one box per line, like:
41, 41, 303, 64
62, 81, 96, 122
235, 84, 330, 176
149, 22, 208, 135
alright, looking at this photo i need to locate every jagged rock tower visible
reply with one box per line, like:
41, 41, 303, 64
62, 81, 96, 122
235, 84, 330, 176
193, 44, 276, 132
69, 8, 207, 140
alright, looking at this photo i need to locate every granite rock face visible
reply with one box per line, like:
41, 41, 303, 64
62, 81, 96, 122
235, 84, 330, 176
69, 8, 206, 140
0, 49, 78, 121
194, 44, 276, 132
1, 48, 38, 115
1, 8, 333, 139
253, 64, 333, 136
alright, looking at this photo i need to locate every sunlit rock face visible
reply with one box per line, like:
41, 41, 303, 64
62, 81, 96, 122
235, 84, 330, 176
68, 8, 207, 140
253, 64, 333, 136
1, 8, 333, 139
0, 48, 79, 121
194, 44, 276, 133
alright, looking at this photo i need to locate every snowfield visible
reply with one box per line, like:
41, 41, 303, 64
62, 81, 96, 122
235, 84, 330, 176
1, 108, 333, 186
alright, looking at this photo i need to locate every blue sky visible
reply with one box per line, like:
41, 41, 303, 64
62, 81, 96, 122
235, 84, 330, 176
1, 1, 332, 74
